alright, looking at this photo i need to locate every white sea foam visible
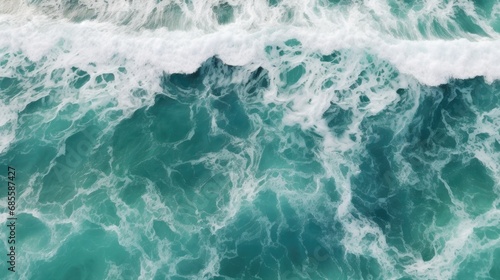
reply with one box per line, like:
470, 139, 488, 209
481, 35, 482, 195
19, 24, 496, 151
0, 2, 499, 279
0, 7, 498, 89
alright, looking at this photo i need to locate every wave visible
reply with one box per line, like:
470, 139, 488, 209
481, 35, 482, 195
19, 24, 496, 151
2, 0, 500, 39
0, 1, 499, 279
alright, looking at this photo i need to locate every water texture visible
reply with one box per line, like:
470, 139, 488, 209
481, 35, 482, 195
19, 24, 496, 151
0, 0, 499, 279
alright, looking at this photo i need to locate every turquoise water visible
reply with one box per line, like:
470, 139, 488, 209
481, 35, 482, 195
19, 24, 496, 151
1, 1, 500, 279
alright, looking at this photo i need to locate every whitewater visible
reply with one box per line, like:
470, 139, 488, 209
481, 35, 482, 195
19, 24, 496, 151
0, 0, 499, 279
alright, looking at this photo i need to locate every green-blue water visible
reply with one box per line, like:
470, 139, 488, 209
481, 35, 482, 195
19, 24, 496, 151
1, 0, 500, 279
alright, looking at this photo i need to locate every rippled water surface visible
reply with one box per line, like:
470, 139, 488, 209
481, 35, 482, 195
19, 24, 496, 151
0, 0, 499, 279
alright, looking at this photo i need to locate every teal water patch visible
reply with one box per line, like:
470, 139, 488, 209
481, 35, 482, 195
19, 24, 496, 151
32, 223, 140, 280
213, 3, 235, 25
452, 8, 488, 37
348, 76, 500, 278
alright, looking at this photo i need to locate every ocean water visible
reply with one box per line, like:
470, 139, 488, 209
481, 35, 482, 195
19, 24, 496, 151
0, 0, 500, 279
